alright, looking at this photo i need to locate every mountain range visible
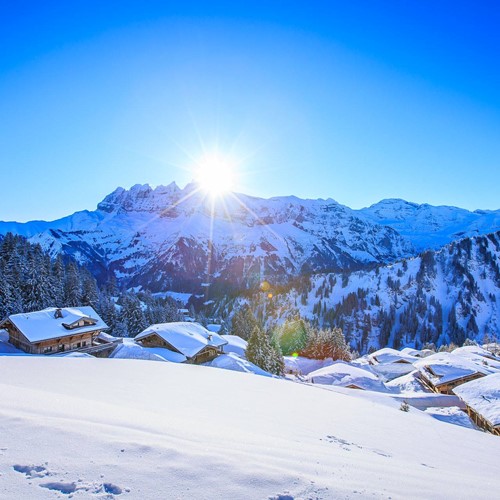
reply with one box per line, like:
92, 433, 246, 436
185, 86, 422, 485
1, 182, 500, 293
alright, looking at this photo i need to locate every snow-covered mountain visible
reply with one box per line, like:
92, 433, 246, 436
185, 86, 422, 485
252, 231, 500, 352
0, 183, 413, 290
1, 183, 499, 291
360, 198, 500, 251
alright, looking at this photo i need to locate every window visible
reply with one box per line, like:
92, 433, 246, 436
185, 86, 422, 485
76, 342, 81, 348
58, 344, 65, 352
82, 341, 87, 347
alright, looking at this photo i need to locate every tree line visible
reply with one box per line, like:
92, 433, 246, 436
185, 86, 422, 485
0, 233, 182, 337
230, 304, 352, 376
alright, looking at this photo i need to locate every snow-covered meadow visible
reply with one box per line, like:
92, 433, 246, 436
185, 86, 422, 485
1, 356, 500, 499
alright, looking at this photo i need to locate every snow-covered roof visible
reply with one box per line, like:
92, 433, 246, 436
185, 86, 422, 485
369, 361, 416, 382
306, 361, 387, 391
221, 335, 247, 358
284, 356, 335, 375
453, 373, 500, 428
400, 347, 425, 358
414, 352, 494, 387
386, 370, 429, 394
110, 341, 187, 363
3, 307, 108, 343
452, 345, 500, 367
420, 349, 436, 358
96, 331, 119, 344
369, 347, 418, 365
135, 322, 227, 358
209, 352, 273, 377
206, 324, 222, 333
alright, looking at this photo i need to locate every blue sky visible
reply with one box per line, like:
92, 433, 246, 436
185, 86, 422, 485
1, 1, 500, 221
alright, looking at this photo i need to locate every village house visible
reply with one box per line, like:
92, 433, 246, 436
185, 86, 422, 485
135, 321, 227, 364
414, 352, 493, 395
369, 347, 418, 365
0, 306, 108, 355
453, 373, 500, 436
367, 347, 418, 382
306, 361, 387, 391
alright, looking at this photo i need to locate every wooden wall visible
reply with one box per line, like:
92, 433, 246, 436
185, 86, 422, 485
4, 320, 99, 355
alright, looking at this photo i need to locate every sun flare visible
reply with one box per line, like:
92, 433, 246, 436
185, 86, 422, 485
195, 151, 236, 197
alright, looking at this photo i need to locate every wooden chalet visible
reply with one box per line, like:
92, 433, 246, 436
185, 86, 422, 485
369, 347, 417, 365
414, 352, 492, 395
453, 374, 500, 436
0, 306, 108, 355
135, 321, 227, 365
306, 361, 387, 391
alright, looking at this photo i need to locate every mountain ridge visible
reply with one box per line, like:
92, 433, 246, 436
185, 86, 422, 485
1, 182, 500, 291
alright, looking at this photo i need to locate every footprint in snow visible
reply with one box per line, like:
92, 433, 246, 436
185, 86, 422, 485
13, 464, 51, 479
13, 466, 125, 498
371, 449, 392, 458
322, 435, 362, 451
39, 481, 124, 496
39, 481, 77, 495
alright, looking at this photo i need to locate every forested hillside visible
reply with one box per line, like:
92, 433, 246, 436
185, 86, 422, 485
222, 232, 500, 353
0, 233, 181, 337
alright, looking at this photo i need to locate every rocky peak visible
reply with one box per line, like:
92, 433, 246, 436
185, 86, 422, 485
97, 183, 183, 214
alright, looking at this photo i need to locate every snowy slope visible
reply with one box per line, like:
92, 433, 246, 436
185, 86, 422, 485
1, 356, 500, 499
245, 231, 500, 352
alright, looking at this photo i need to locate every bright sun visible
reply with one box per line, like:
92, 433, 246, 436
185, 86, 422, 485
195, 151, 235, 197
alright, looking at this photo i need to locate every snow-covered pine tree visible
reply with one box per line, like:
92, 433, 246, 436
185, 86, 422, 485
64, 262, 81, 307
230, 304, 259, 340
80, 268, 99, 308
246, 325, 284, 376
121, 293, 147, 337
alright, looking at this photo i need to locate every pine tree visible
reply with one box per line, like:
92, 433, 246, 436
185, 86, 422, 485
121, 294, 147, 337
64, 262, 81, 307
81, 269, 99, 307
301, 325, 351, 361
274, 319, 308, 355
230, 304, 259, 340
246, 325, 284, 376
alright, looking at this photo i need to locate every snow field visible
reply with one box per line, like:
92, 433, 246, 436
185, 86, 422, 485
1, 357, 500, 499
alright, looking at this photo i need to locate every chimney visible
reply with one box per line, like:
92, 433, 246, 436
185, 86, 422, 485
54, 308, 63, 319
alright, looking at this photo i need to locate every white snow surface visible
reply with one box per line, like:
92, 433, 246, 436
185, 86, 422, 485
206, 324, 222, 333
1, 356, 499, 499
453, 373, 500, 427
283, 356, 334, 375
207, 352, 272, 377
109, 340, 187, 363
220, 334, 247, 357
369, 347, 418, 365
